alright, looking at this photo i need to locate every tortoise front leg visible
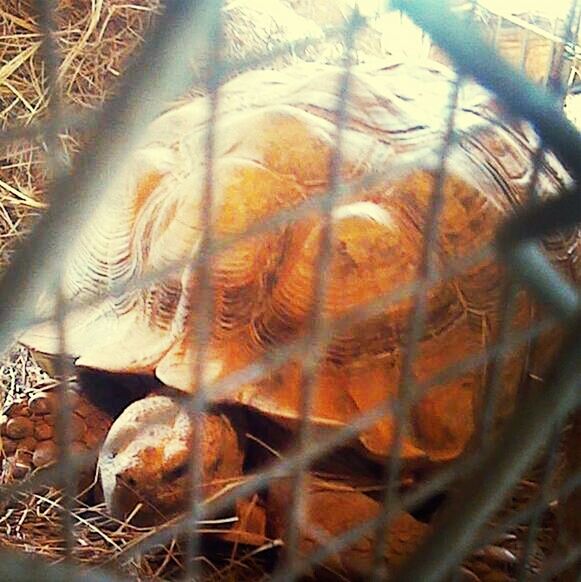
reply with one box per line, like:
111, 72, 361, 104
0, 380, 112, 494
265, 475, 429, 580
264, 477, 518, 580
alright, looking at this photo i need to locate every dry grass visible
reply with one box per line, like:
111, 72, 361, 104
0, 0, 162, 273
0, 486, 278, 580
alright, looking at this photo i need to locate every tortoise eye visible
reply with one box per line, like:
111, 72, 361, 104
164, 463, 188, 481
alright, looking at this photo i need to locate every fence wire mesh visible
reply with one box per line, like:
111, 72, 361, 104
0, 0, 580, 581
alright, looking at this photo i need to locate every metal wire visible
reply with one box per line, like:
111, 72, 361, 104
395, 321, 581, 581
536, 546, 581, 581
53, 289, 76, 561
0, 242, 494, 500
282, 457, 481, 581
394, 0, 581, 184
514, 427, 562, 582
0, 550, 122, 582
0, 108, 92, 145
1, 0, 580, 581
0, 135, 445, 354
512, 5, 581, 578
0, 0, 223, 359
370, 66, 465, 582
118, 316, 557, 561
550, 0, 581, 99
390, 1, 581, 579
295, 469, 581, 581
475, 279, 518, 448
11, 153, 450, 334
33, 0, 76, 562
480, 471, 581, 551
542, 17, 562, 88
0, 13, 373, 148
477, 36, 549, 444
280, 12, 359, 580
184, 3, 224, 579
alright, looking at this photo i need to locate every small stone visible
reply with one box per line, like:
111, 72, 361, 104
32, 441, 57, 468
34, 423, 53, 441
75, 401, 91, 419
2, 438, 17, 455
5, 417, 34, 439
71, 441, 86, 456
85, 430, 105, 450
12, 463, 30, 479
85, 413, 103, 429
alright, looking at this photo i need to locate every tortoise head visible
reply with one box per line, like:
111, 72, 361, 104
98, 395, 245, 526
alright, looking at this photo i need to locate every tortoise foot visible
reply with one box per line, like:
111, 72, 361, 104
0, 380, 112, 493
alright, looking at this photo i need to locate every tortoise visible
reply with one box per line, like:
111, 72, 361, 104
5, 58, 579, 575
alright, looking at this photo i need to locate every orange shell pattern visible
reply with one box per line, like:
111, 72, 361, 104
21, 60, 580, 462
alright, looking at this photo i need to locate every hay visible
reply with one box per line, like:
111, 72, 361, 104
0, 486, 276, 580
0, 0, 161, 274
0, 0, 573, 580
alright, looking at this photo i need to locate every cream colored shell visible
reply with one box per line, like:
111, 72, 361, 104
21, 59, 579, 462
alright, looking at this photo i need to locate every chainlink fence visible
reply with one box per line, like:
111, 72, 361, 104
0, 0, 580, 580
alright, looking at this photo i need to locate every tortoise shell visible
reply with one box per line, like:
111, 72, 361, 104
20, 59, 579, 464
